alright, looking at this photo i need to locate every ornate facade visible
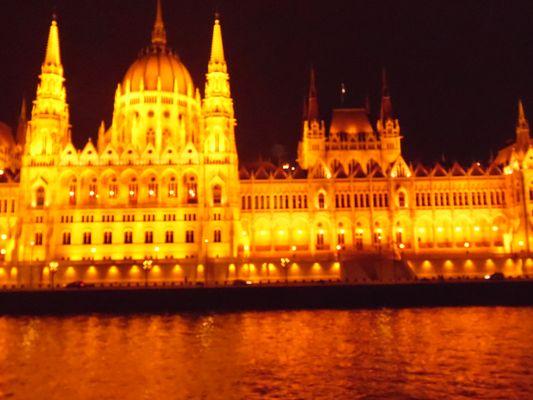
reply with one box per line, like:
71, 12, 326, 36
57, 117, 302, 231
0, 1, 532, 285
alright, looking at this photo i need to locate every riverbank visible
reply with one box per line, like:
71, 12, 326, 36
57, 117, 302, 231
0, 280, 532, 314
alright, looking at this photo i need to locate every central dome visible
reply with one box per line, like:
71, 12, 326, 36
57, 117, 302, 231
122, 47, 193, 95
121, 0, 194, 96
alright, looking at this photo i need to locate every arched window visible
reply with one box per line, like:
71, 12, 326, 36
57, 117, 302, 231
213, 185, 222, 205
68, 179, 77, 205
146, 128, 155, 145
36, 187, 45, 207
168, 176, 177, 197
128, 177, 138, 205
318, 193, 325, 209
398, 192, 406, 208
185, 175, 198, 204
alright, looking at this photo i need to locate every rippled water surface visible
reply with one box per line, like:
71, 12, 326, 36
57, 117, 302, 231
0, 307, 532, 399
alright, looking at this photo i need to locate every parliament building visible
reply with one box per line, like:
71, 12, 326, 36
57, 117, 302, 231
0, 1, 532, 286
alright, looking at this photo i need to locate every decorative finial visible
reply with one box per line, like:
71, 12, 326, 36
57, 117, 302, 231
151, 0, 167, 47
44, 15, 62, 66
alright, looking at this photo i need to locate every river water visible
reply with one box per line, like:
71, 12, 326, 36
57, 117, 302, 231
0, 307, 531, 399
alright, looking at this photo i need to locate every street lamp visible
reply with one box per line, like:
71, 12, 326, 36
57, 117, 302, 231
280, 257, 290, 284
49, 261, 59, 289
142, 259, 153, 287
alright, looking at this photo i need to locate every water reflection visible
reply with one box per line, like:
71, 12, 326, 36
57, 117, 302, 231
0, 308, 532, 399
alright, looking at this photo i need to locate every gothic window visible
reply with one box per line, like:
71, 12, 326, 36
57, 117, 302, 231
165, 231, 174, 243
145, 231, 153, 244
185, 175, 198, 204
398, 192, 406, 208
68, 179, 77, 205
168, 177, 177, 197
318, 193, 325, 209
213, 184, 222, 205
128, 178, 138, 205
109, 179, 118, 198
83, 232, 92, 245
148, 177, 158, 198
124, 231, 133, 244
104, 232, 112, 245
35, 232, 43, 246
185, 230, 195, 243
214, 229, 222, 243
36, 187, 45, 207
146, 128, 155, 146
62, 232, 71, 245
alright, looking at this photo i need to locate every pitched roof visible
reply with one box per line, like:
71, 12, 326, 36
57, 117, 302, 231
329, 108, 373, 135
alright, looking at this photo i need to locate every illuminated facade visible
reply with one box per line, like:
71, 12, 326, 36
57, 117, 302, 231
0, 1, 532, 285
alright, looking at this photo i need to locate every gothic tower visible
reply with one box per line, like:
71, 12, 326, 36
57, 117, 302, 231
24, 17, 70, 162
202, 14, 242, 260
298, 68, 326, 169
377, 69, 402, 165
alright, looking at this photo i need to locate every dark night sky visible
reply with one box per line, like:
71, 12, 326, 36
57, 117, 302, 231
0, 0, 532, 164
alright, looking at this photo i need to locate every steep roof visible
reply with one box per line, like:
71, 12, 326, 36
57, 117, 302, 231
329, 108, 373, 135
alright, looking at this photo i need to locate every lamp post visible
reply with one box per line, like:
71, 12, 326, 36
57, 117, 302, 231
29, 240, 35, 287
280, 257, 290, 284
142, 259, 153, 287
49, 261, 59, 289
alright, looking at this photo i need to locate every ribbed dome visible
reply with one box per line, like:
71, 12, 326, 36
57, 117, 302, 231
122, 47, 194, 95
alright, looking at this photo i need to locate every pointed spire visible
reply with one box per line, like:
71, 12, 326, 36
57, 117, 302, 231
16, 97, 27, 145
151, 0, 167, 47
305, 67, 319, 121
517, 99, 529, 129
209, 13, 226, 68
44, 17, 61, 66
380, 68, 393, 122
516, 99, 530, 147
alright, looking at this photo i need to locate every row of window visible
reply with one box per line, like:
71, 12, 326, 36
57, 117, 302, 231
415, 191, 506, 208
241, 194, 309, 210
59, 213, 197, 223
47, 230, 224, 246
336, 193, 390, 209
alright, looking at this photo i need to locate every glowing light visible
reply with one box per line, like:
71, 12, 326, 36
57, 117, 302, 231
188, 189, 196, 198
397, 227, 403, 233
518, 240, 525, 247
282, 163, 290, 170
437, 226, 444, 233
474, 226, 480, 232
149, 189, 155, 196
464, 241, 470, 248
109, 190, 115, 196
398, 243, 405, 249
169, 189, 175, 196
154, 246, 160, 252
89, 190, 95, 197
492, 226, 499, 232
484, 274, 491, 280
129, 190, 135, 196
335, 244, 342, 251
291, 245, 297, 251
69, 191, 75, 197
0, 234, 6, 240
91, 247, 96, 253
339, 228, 345, 234
0, 249, 6, 255
455, 226, 462, 232
0, 169, 4, 175
296, 229, 303, 235
418, 227, 425, 233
